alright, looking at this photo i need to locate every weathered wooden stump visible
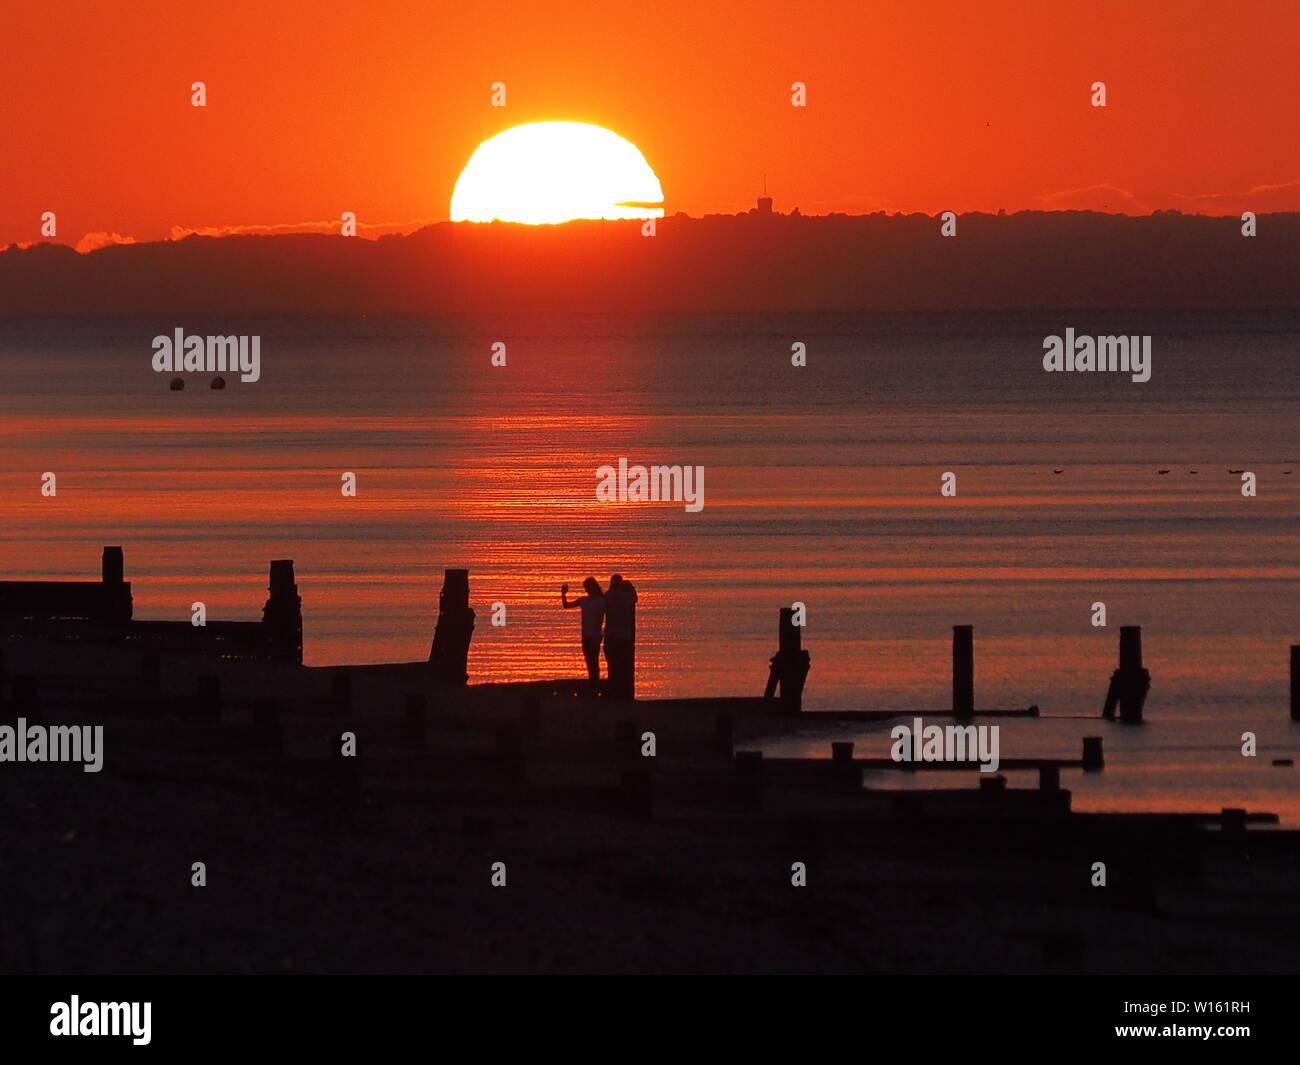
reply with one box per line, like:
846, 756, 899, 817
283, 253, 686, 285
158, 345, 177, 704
429, 568, 475, 684
1291, 645, 1300, 722
1102, 626, 1151, 722
952, 625, 974, 718
764, 608, 810, 713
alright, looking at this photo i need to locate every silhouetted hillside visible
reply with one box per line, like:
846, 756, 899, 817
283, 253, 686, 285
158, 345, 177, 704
2, 211, 1297, 314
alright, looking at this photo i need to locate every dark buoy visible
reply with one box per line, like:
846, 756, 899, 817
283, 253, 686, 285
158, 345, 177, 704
210, 376, 226, 389
169, 377, 185, 391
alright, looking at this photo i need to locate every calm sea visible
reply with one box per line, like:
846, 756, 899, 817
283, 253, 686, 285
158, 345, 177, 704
2, 311, 1299, 817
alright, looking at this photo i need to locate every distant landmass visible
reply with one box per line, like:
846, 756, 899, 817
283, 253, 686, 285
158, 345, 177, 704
3, 211, 1297, 314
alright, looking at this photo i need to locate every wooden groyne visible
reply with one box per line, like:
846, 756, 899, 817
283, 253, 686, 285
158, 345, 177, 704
0, 547, 301, 664
2, 554, 1296, 841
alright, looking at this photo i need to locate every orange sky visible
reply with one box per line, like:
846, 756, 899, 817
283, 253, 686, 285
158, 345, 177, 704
4, 0, 1298, 249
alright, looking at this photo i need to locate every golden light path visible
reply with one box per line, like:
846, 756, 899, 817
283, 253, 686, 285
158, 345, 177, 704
450, 121, 665, 224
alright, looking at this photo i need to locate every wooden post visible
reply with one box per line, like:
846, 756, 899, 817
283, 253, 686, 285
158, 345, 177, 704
429, 568, 475, 683
764, 608, 810, 712
951, 624, 972, 717
1103, 626, 1150, 722
1119, 626, 1142, 671
952, 625, 974, 718
100, 546, 132, 622
831, 740, 857, 791
262, 560, 303, 664
980, 773, 1007, 793
101, 545, 124, 584
1118, 626, 1148, 723
1291, 645, 1300, 722
1082, 736, 1104, 771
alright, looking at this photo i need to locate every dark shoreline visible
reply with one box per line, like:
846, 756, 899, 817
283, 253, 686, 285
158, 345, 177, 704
5, 212, 1299, 316
3, 633, 1299, 975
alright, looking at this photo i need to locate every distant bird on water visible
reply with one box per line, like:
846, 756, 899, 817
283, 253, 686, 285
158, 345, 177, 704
1157, 469, 1170, 475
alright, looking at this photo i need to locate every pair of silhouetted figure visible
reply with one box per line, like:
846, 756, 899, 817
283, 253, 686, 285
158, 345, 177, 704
560, 574, 637, 696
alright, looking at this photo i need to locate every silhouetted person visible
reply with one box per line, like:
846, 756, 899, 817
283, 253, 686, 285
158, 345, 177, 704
561, 577, 605, 685
604, 573, 637, 698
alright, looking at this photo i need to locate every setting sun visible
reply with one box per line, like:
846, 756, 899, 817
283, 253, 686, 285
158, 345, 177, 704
450, 121, 664, 224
